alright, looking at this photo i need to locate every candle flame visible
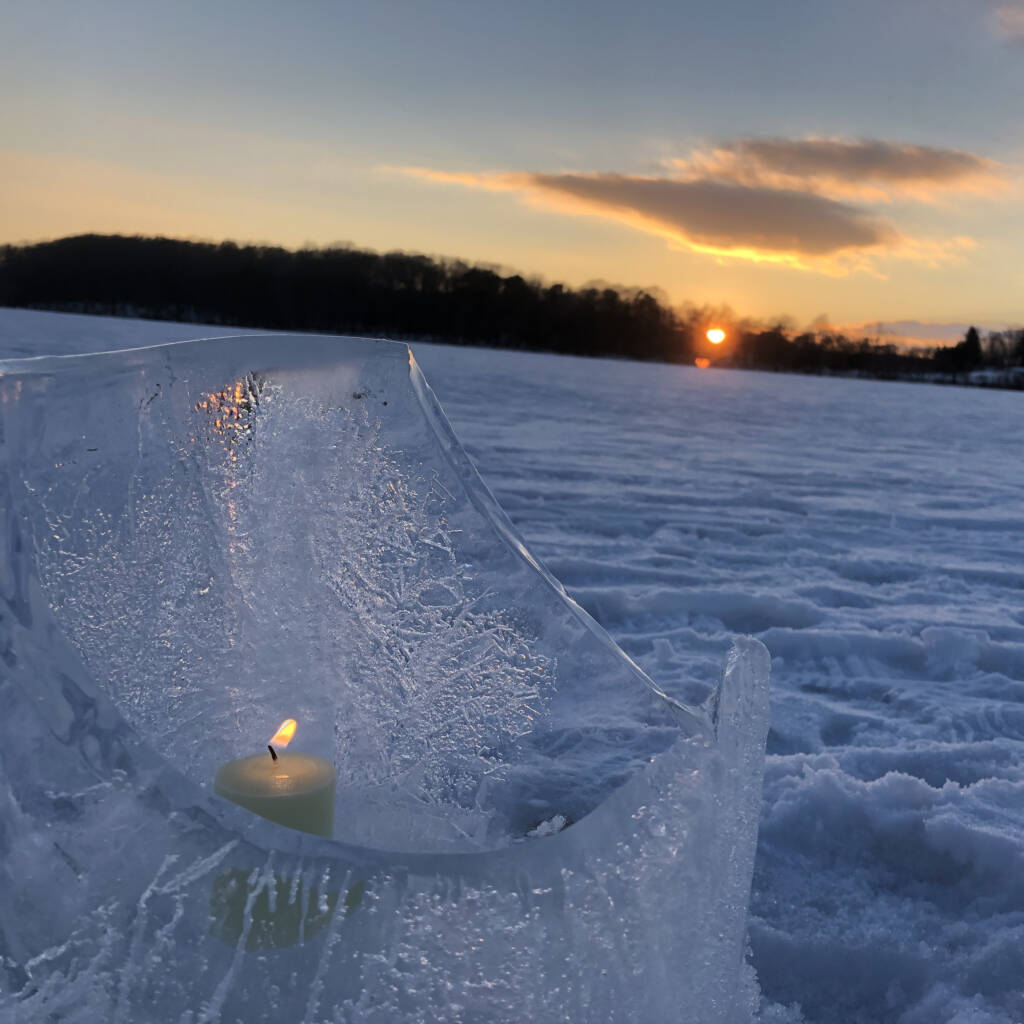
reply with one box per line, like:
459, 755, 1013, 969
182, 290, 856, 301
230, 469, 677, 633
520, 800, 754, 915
269, 718, 298, 749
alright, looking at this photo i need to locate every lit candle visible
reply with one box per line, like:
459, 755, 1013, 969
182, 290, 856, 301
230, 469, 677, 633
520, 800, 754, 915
214, 719, 336, 838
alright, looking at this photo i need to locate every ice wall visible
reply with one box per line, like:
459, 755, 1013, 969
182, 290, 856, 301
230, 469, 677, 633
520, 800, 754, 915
0, 335, 770, 1022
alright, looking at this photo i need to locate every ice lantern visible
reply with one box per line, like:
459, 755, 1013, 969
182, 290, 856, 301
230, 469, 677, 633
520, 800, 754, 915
0, 335, 770, 1023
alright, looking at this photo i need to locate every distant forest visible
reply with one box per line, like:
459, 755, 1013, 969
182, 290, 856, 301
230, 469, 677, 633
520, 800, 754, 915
2, 234, 1021, 387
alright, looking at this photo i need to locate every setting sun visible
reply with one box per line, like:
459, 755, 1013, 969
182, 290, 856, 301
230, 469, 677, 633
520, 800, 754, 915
706, 328, 726, 345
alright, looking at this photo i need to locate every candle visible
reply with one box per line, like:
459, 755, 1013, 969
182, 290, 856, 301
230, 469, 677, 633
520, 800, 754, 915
215, 719, 336, 838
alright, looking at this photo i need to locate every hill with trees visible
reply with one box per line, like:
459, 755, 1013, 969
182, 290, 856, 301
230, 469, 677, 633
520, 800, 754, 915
1, 234, 1021, 388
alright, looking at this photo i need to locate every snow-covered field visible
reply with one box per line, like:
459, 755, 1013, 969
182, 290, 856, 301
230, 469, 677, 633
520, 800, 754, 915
3, 309, 1023, 1024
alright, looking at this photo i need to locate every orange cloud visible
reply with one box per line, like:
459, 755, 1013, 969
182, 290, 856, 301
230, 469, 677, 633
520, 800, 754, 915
992, 4, 1024, 40
527, 173, 895, 263
394, 164, 974, 274
670, 137, 1005, 203
389, 167, 531, 192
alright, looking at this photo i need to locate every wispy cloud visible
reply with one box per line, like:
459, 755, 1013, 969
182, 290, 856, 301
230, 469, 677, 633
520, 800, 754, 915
394, 152, 980, 274
992, 3, 1024, 40
529, 173, 894, 262
670, 137, 1004, 202
401, 166, 892, 253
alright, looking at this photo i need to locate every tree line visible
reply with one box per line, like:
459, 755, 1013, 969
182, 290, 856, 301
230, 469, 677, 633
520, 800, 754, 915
720, 323, 1024, 385
0, 234, 684, 363
1, 234, 1020, 387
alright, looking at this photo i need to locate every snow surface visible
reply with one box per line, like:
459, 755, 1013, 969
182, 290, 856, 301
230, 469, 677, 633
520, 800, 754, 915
2, 310, 1023, 1023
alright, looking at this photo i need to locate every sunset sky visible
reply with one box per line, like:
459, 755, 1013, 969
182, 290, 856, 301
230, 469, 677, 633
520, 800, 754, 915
2, 0, 1022, 343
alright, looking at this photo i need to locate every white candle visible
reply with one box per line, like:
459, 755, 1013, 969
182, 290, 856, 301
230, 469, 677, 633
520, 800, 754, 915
214, 719, 336, 838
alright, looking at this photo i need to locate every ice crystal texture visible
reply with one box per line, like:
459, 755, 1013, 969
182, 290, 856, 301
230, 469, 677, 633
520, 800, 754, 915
0, 334, 769, 1023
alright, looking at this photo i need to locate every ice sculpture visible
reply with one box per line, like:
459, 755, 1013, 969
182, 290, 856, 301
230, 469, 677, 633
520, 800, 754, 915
0, 335, 770, 1023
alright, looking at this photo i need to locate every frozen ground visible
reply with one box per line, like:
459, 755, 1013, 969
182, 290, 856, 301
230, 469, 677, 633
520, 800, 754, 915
3, 309, 1023, 1024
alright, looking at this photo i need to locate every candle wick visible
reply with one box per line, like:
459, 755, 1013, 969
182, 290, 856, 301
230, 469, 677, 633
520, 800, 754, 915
268, 744, 278, 761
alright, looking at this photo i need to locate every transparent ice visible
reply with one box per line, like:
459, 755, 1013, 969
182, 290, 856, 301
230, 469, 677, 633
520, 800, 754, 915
0, 335, 770, 1023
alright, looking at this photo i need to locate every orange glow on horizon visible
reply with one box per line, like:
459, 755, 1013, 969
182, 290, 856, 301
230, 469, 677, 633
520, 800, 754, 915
695, 357, 711, 369
706, 328, 726, 345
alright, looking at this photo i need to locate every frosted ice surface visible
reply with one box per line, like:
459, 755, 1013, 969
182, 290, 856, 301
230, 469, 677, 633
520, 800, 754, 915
0, 335, 770, 1023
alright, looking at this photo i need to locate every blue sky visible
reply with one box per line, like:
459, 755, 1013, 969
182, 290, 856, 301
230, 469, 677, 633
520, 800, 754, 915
2, 0, 1022, 339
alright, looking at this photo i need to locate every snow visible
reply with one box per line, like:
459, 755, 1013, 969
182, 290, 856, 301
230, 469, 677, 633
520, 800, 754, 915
2, 309, 1023, 1023
0, 313, 769, 1023
525, 813, 569, 838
